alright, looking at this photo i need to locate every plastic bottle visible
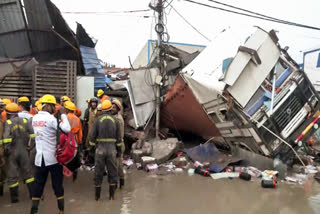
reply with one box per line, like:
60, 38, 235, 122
261, 179, 277, 188
239, 172, 251, 181
195, 168, 210, 177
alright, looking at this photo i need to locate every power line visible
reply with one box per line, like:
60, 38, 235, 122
62, 9, 151, 14
183, 0, 320, 31
170, 5, 211, 42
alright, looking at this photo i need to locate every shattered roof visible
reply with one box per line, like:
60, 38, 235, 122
0, 0, 81, 72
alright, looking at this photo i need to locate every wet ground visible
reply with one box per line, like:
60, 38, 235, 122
1, 169, 320, 214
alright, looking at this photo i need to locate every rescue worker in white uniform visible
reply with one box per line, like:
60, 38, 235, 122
30, 95, 70, 214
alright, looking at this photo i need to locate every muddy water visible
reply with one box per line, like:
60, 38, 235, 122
1, 169, 320, 214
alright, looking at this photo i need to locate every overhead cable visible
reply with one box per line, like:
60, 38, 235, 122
183, 0, 320, 31
170, 5, 211, 42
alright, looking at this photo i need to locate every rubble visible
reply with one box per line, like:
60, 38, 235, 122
151, 138, 181, 164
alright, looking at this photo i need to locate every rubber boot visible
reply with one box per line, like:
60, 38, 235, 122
95, 186, 101, 201
27, 183, 34, 199
57, 197, 64, 213
0, 185, 3, 196
10, 186, 19, 203
30, 199, 40, 214
109, 184, 116, 200
119, 178, 125, 189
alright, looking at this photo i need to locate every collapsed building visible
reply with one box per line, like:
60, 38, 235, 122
161, 27, 320, 162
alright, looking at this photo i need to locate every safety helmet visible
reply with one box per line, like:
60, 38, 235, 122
35, 100, 41, 106
112, 99, 122, 111
87, 98, 91, 103
64, 101, 76, 111
90, 97, 98, 103
5, 103, 19, 114
37, 104, 42, 111
41, 94, 56, 104
3, 99, 11, 105
101, 100, 113, 111
18, 96, 30, 103
97, 104, 102, 111
97, 89, 104, 97
61, 95, 71, 103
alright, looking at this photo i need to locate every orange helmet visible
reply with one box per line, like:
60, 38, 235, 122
5, 103, 19, 114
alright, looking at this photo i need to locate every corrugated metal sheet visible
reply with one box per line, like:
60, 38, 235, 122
161, 74, 221, 138
0, 0, 25, 33
24, 0, 52, 30
0, 0, 31, 57
80, 46, 103, 75
94, 75, 106, 92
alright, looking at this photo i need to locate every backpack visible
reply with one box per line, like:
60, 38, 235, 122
56, 132, 78, 165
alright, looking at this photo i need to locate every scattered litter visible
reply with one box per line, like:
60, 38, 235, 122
188, 168, 195, 176
123, 159, 134, 167
175, 168, 183, 173
210, 172, 239, 180
261, 179, 277, 188
239, 172, 251, 181
145, 163, 158, 172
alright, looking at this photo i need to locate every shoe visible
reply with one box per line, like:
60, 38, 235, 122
57, 197, 64, 213
119, 179, 125, 189
30, 199, 40, 214
10, 186, 19, 203
95, 186, 101, 201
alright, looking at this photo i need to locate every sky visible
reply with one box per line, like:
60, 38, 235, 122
51, 0, 320, 67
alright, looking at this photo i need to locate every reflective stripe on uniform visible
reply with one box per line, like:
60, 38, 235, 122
96, 138, 116, 143
25, 177, 35, 184
0, 140, 2, 145
9, 182, 19, 188
89, 141, 95, 146
57, 196, 64, 200
99, 115, 115, 124
6, 120, 12, 125
23, 118, 27, 124
3, 138, 12, 144
30, 134, 35, 138
117, 142, 124, 147
32, 197, 41, 201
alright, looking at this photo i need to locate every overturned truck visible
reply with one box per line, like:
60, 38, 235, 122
162, 28, 320, 162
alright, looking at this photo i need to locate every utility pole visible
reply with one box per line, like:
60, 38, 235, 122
152, 0, 165, 139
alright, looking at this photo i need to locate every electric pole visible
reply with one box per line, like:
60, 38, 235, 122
152, 0, 164, 139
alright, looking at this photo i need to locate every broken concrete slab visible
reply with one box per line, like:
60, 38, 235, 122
152, 138, 181, 164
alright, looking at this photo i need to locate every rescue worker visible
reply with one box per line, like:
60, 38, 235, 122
82, 99, 91, 145
97, 89, 109, 104
3, 103, 35, 203
30, 94, 71, 214
60, 96, 82, 118
97, 104, 102, 117
111, 99, 125, 189
64, 101, 82, 181
1, 98, 11, 123
0, 99, 6, 196
85, 98, 98, 165
30, 100, 41, 116
90, 100, 121, 201
18, 96, 33, 120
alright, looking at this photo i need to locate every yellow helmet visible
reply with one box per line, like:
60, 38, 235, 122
64, 101, 76, 111
87, 98, 91, 103
37, 104, 42, 111
5, 103, 19, 114
41, 94, 56, 104
3, 99, 11, 105
35, 100, 41, 106
112, 99, 122, 111
101, 100, 113, 111
97, 89, 104, 97
18, 96, 30, 103
61, 96, 71, 103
